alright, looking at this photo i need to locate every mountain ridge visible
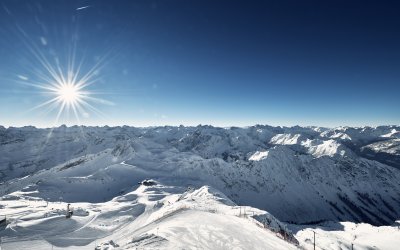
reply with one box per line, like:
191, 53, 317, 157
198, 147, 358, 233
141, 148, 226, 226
1, 124, 399, 227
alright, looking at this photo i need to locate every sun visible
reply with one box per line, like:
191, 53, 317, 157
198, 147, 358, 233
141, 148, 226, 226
13, 18, 114, 126
14, 27, 115, 125
20, 56, 112, 125
57, 83, 81, 104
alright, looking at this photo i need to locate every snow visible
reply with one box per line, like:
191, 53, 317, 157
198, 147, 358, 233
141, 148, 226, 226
381, 129, 399, 138
249, 150, 269, 161
0, 184, 298, 249
302, 139, 347, 158
291, 221, 400, 250
1, 125, 400, 226
131, 210, 296, 250
362, 139, 400, 155
270, 133, 304, 145
0, 124, 399, 249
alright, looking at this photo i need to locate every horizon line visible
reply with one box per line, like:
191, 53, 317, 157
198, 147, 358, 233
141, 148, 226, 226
1, 123, 399, 130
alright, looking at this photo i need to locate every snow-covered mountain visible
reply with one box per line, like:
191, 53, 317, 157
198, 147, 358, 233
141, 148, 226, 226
0, 124, 399, 249
1, 125, 399, 226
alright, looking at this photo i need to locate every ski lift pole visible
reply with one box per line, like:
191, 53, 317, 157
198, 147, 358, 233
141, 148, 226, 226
313, 231, 316, 250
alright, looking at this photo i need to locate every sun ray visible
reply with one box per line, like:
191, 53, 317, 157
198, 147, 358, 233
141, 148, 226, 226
27, 96, 61, 112
14, 22, 113, 126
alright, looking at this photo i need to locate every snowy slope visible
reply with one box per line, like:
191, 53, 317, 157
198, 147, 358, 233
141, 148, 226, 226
0, 183, 299, 249
290, 221, 400, 250
1, 125, 400, 227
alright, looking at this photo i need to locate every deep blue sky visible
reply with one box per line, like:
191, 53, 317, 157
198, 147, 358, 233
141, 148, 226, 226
0, 0, 399, 127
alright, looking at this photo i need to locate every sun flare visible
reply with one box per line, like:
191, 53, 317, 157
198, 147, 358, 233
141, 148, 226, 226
19, 52, 112, 125
14, 25, 113, 126
57, 83, 80, 104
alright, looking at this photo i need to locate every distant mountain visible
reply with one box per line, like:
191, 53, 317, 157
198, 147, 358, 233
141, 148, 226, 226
1, 124, 399, 226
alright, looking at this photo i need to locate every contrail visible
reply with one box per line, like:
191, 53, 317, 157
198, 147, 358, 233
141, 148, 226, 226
76, 5, 90, 11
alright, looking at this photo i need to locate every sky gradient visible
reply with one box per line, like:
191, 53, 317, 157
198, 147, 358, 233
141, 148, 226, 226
0, 0, 399, 128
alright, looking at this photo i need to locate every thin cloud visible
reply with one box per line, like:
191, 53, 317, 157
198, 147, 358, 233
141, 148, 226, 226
76, 5, 91, 11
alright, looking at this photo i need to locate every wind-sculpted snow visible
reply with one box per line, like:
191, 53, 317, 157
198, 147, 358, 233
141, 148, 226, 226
0, 124, 400, 227
0, 182, 299, 249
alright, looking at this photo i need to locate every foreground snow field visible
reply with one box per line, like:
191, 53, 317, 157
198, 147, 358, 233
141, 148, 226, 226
1, 183, 399, 249
0, 184, 298, 249
292, 221, 400, 250
0, 125, 399, 249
